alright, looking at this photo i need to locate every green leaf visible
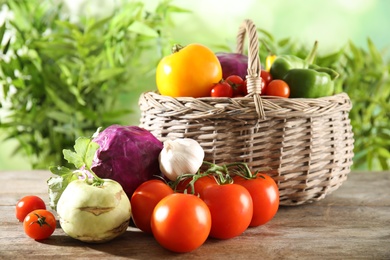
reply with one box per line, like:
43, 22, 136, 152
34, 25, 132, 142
46, 110, 73, 123
377, 147, 390, 159
2, 38, 11, 55
86, 14, 114, 33
48, 166, 79, 210
0, 23, 6, 41
69, 85, 86, 106
277, 38, 291, 48
63, 149, 83, 168
45, 86, 75, 114
257, 28, 275, 42
93, 67, 126, 83
367, 38, 383, 65
63, 135, 100, 170
49, 165, 73, 176
127, 21, 159, 38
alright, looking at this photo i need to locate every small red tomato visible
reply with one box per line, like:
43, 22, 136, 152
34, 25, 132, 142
131, 180, 174, 233
23, 209, 56, 240
211, 82, 233, 97
265, 79, 290, 98
225, 75, 247, 96
151, 193, 211, 253
260, 70, 272, 94
16, 195, 46, 222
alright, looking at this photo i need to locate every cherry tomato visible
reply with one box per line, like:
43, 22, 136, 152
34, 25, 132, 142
264, 79, 290, 98
211, 82, 233, 97
16, 195, 46, 222
225, 75, 247, 96
156, 43, 222, 98
260, 70, 272, 94
151, 193, 211, 253
175, 175, 218, 195
23, 209, 56, 240
131, 180, 174, 233
200, 183, 253, 239
233, 173, 279, 227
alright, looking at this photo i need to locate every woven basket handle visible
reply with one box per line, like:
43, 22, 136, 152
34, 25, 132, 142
236, 19, 265, 120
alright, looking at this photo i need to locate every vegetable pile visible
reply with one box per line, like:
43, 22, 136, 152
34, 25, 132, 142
14, 125, 280, 253
155, 41, 339, 99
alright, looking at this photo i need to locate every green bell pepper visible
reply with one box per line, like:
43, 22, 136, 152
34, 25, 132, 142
270, 41, 318, 80
270, 55, 308, 80
282, 67, 339, 98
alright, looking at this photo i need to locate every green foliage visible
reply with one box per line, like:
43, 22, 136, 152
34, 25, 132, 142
0, 0, 187, 169
329, 39, 390, 170
258, 30, 390, 171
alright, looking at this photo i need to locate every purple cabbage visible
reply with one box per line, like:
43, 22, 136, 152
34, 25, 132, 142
216, 52, 248, 80
91, 125, 163, 198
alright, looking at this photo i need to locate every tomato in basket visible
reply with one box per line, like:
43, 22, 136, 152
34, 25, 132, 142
211, 81, 233, 97
264, 79, 290, 98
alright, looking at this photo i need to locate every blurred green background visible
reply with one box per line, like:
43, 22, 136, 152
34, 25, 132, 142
1, 0, 389, 170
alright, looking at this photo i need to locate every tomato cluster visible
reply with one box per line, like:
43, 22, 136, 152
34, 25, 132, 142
130, 162, 279, 253
211, 75, 247, 98
210, 71, 290, 98
15, 195, 56, 240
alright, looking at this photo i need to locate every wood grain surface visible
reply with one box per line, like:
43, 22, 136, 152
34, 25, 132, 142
1, 170, 389, 260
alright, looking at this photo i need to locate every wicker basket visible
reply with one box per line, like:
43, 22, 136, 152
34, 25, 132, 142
138, 19, 354, 206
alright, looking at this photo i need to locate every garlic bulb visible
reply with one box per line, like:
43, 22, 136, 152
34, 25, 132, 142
159, 138, 205, 181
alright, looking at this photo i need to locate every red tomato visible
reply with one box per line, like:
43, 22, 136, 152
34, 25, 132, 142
131, 180, 174, 233
260, 70, 272, 94
264, 79, 290, 98
200, 183, 253, 239
23, 209, 56, 240
225, 75, 247, 96
234, 173, 279, 227
175, 175, 217, 195
16, 195, 46, 222
151, 193, 211, 253
211, 82, 233, 97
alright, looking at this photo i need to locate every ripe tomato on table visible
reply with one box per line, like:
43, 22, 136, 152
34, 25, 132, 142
151, 193, 211, 253
200, 183, 253, 239
23, 209, 56, 240
156, 43, 222, 98
131, 179, 174, 233
234, 173, 279, 227
16, 195, 46, 222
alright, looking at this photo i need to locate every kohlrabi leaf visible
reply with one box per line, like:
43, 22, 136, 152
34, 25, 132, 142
48, 166, 79, 210
63, 136, 100, 169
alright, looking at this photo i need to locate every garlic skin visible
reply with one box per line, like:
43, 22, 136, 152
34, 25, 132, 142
159, 138, 205, 181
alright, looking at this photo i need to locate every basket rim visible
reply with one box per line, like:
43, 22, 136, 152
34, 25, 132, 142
139, 91, 352, 119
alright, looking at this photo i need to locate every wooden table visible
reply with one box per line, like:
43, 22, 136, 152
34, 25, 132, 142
1, 170, 389, 259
